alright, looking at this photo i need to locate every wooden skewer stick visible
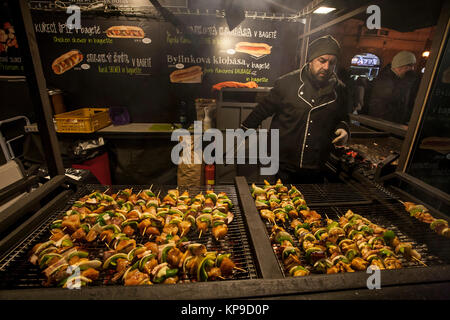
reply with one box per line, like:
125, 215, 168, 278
325, 213, 330, 220
233, 267, 246, 272
149, 184, 153, 191
101, 235, 107, 242
142, 227, 147, 236
137, 190, 142, 197
157, 190, 161, 199
198, 230, 203, 239
104, 188, 110, 194
217, 276, 226, 280
413, 256, 428, 267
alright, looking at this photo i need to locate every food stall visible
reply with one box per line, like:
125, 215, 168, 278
0, 0, 449, 301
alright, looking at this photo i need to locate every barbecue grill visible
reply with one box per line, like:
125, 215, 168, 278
0, 176, 449, 299
0, 183, 257, 290
251, 181, 450, 277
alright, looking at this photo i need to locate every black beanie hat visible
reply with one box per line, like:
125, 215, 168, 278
307, 35, 341, 62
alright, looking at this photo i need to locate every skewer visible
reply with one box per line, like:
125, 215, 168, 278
136, 190, 142, 197
233, 267, 246, 272
412, 256, 428, 267
217, 276, 226, 280
142, 227, 147, 236
157, 190, 161, 199
149, 184, 153, 191
101, 235, 107, 242
103, 188, 110, 194
198, 230, 203, 239
325, 213, 330, 220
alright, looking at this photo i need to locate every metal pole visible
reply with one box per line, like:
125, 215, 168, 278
9, 0, 64, 176
299, 15, 311, 68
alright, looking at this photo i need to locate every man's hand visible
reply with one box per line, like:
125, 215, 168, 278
332, 129, 348, 146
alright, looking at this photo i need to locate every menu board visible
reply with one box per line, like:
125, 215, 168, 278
406, 32, 450, 194
30, 9, 301, 122
0, 0, 24, 76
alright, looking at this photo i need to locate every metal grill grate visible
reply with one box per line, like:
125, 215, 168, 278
256, 183, 371, 205
0, 184, 258, 289
256, 185, 450, 278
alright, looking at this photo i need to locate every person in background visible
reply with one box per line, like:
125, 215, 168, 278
240, 35, 350, 183
354, 76, 369, 114
367, 51, 417, 124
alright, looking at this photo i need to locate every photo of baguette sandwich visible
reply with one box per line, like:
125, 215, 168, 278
51, 50, 84, 75
419, 137, 450, 154
170, 65, 203, 83
106, 26, 145, 38
235, 42, 272, 57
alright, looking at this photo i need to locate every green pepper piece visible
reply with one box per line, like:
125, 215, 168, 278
61, 239, 73, 247
282, 248, 298, 260
72, 202, 84, 208
50, 222, 62, 229
145, 190, 155, 197
139, 254, 156, 271
346, 249, 358, 261
327, 222, 339, 230
161, 245, 174, 263
275, 232, 294, 245
216, 253, 231, 267
197, 257, 213, 282
166, 268, 178, 278
383, 230, 395, 244
80, 224, 90, 233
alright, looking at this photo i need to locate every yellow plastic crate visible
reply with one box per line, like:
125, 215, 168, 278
54, 108, 111, 133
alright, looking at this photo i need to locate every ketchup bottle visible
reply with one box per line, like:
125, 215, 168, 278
205, 164, 215, 186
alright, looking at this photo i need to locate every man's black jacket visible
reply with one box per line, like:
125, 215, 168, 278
242, 65, 350, 172
367, 65, 416, 124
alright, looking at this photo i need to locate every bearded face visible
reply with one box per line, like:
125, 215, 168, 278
308, 54, 337, 84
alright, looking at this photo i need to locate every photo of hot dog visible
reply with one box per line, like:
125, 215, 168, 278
170, 65, 203, 83
106, 26, 145, 38
420, 137, 450, 154
235, 42, 272, 57
51, 50, 83, 75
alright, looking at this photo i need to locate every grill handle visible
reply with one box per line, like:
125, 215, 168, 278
235, 176, 283, 279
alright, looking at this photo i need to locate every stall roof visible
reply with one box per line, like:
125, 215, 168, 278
285, 0, 442, 32
186, 0, 443, 31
